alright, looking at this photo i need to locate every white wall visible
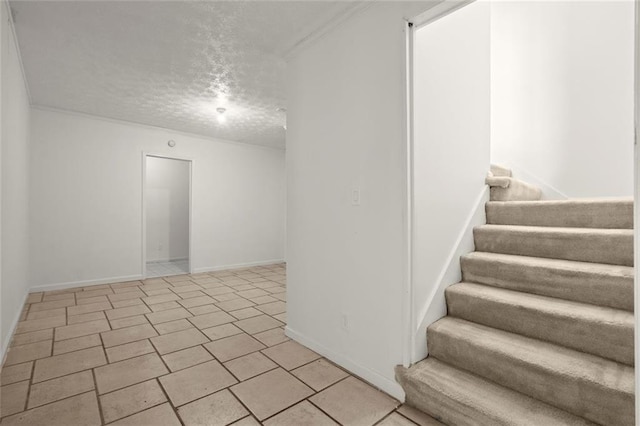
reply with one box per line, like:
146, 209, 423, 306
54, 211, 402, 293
29, 108, 285, 289
146, 156, 189, 262
412, 1, 491, 362
286, 1, 434, 399
491, 1, 634, 198
1, 3, 31, 353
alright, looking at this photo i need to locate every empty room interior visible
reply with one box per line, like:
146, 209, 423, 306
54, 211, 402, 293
0, 0, 637, 425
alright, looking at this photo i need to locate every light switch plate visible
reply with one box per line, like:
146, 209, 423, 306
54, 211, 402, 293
352, 189, 360, 206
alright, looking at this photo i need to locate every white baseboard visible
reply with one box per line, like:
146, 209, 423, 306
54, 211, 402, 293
192, 259, 285, 274
29, 274, 144, 293
285, 326, 406, 401
1, 291, 29, 365
29, 259, 285, 293
146, 257, 188, 264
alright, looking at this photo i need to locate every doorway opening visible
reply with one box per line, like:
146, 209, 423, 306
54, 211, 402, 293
143, 154, 192, 278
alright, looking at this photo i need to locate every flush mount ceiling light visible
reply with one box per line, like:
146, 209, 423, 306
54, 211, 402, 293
216, 107, 227, 124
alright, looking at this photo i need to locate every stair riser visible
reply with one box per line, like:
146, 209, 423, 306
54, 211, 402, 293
486, 201, 633, 229
428, 327, 634, 426
460, 256, 634, 311
401, 376, 504, 426
474, 227, 633, 266
489, 187, 542, 202
489, 179, 542, 202
445, 288, 634, 365
396, 361, 598, 426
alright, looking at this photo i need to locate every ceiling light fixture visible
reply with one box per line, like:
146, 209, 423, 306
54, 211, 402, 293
216, 107, 227, 124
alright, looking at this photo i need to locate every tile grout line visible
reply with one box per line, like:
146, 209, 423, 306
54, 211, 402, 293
170, 339, 288, 420
372, 410, 402, 425
153, 351, 187, 426
104, 398, 170, 425
393, 409, 423, 425
298, 397, 347, 425
227, 381, 275, 424
12, 341, 109, 394
1, 390, 100, 421
243, 372, 325, 425
17, 358, 38, 417
304, 369, 398, 425
91, 368, 107, 425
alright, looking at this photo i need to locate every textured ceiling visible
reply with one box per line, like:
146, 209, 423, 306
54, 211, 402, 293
10, 1, 359, 148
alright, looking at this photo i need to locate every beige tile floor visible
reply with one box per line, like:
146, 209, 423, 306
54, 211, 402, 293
0, 264, 439, 426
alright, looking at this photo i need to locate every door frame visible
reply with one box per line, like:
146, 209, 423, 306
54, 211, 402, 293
634, 0, 639, 418
402, 0, 479, 368
410, 0, 476, 30
141, 152, 194, 279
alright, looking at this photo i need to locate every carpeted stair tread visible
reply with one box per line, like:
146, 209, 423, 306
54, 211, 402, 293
428, 317, 634, 426
460, 252, 633, 311
485, 176, 514, 188
486, 198, 633, 229
474, 224, 633, 266
397, 167, 635, 425
396, 358, 597, 426
445, 282, 634, 365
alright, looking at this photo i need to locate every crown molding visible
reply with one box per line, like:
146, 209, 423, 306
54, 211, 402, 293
282, 1, 376, 60
31, 105, 286, 152
3, 0, 32, 103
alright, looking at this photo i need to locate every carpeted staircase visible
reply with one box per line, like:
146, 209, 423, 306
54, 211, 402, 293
396, 165, 634, 426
